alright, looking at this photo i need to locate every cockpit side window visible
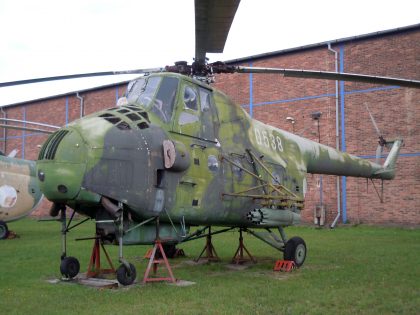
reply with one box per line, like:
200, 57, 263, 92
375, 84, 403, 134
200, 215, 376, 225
152, 77, 179, 123
183, 86, 198, 110
126, 78, 145, 104
199, 87, 216, 140
138, 77, 161, 106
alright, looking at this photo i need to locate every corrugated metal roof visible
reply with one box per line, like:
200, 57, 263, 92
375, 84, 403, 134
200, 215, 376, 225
225, 23, 420, 64
2, 79, 131, 108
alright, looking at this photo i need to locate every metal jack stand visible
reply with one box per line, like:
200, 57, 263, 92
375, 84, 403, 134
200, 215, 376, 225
87, 236, 116, 278
231, 228, 256, 264
195, 226, 220, 262
143, 217, 176, 284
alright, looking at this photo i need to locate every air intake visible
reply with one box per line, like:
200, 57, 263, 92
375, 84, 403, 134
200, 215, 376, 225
38, 130, 70, 160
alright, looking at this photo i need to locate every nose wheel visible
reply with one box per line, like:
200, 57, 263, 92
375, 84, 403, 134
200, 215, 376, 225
116, 263, 137, 286
116, 203, 137, 285
60, 256, 80, 278
58, 207, 82, 279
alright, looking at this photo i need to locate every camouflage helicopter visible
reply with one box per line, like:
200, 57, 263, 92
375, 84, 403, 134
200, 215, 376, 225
0, 153, 43, 239
1, 0, 419, 285
0, 121, 58, 239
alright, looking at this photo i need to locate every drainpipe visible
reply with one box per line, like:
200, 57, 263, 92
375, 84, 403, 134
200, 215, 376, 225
76, 92, 84, 118
328, 43, 341, 229
1, 107, 6, 153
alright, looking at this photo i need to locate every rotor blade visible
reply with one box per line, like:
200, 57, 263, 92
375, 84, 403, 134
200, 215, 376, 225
364, 103, 382, 137
0, 68, 164, 88
235, 67, 420, 89
375, 145, 384, 165
195, 0, 241, 65
0, 124, 54, 134
0, 118, 60, 129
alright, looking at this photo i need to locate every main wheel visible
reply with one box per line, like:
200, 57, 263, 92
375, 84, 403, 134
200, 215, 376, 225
60, 256, 80, 279
0, 221, 9, 240
284, 236, 307, 267
116, 263, 136, 286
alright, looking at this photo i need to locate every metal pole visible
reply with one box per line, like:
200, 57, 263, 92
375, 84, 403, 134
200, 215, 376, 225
60, 207, 67, 259
328, 43, 341, 228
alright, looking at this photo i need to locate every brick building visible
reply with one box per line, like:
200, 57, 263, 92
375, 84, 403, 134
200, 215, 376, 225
1, 25, 419, 226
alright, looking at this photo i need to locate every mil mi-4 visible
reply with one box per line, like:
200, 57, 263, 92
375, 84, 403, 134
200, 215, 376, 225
0, 0, 419, 285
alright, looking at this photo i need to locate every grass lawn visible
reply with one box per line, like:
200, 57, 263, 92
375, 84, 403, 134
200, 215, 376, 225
1, 218, 419, 314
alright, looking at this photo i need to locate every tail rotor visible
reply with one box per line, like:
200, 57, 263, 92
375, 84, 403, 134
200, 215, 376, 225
364, 103, 390, 164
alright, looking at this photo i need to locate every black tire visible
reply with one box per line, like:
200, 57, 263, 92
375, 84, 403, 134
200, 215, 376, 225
60, 256, 80, 278
283, 236, 307, 267
0, 221, 9, 240
116, 263, 136, 286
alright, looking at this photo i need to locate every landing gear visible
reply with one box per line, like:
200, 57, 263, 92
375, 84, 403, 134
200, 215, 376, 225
59, 206, 81, 279
116, 263, 137, 286
116, 204, 137, 285
0, 220, 9, 239
283, 236, 307, 267
60, 256, 80, 278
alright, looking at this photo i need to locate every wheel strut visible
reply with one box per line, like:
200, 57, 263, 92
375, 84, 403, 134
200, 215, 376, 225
115, 203, 137, 285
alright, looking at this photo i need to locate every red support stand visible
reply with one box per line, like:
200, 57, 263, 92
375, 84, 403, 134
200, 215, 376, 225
195, 227, 220, 262
144, 248, 153, 259
231, 229, 256, 264
87, 237, 116, 278
144, 247, 185, 259
143, 239, 176, 284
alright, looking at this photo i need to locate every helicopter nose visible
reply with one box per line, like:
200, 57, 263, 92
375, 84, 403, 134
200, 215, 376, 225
37, 129, 87, 202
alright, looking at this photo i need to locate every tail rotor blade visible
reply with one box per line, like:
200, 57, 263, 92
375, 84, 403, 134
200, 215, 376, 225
375, 145, 384, 164
364, 103, 382, 137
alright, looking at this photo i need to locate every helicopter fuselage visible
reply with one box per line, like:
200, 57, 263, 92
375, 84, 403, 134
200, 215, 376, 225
35, 72, 401, 243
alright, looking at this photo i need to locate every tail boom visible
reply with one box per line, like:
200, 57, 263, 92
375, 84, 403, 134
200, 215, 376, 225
301, 138, 403, 180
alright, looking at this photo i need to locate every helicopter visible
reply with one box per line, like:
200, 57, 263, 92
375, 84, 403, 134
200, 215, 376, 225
0, 0, 419, 285
0, 152, 43, 239
0, 121, 58, 239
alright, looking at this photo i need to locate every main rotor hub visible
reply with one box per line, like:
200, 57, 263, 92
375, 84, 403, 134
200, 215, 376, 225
165, 61, 236, 83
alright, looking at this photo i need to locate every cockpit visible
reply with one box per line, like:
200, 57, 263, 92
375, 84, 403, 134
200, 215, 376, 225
125, 74, 217, 141
126, 76, 179, 123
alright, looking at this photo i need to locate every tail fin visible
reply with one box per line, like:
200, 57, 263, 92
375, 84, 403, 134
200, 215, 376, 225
373, 139, 403, 180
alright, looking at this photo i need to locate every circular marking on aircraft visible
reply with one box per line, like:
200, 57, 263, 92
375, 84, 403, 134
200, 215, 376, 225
0, 185, 18, 208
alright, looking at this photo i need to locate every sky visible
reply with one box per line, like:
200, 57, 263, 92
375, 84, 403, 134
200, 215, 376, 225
0, 0, 418, 105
